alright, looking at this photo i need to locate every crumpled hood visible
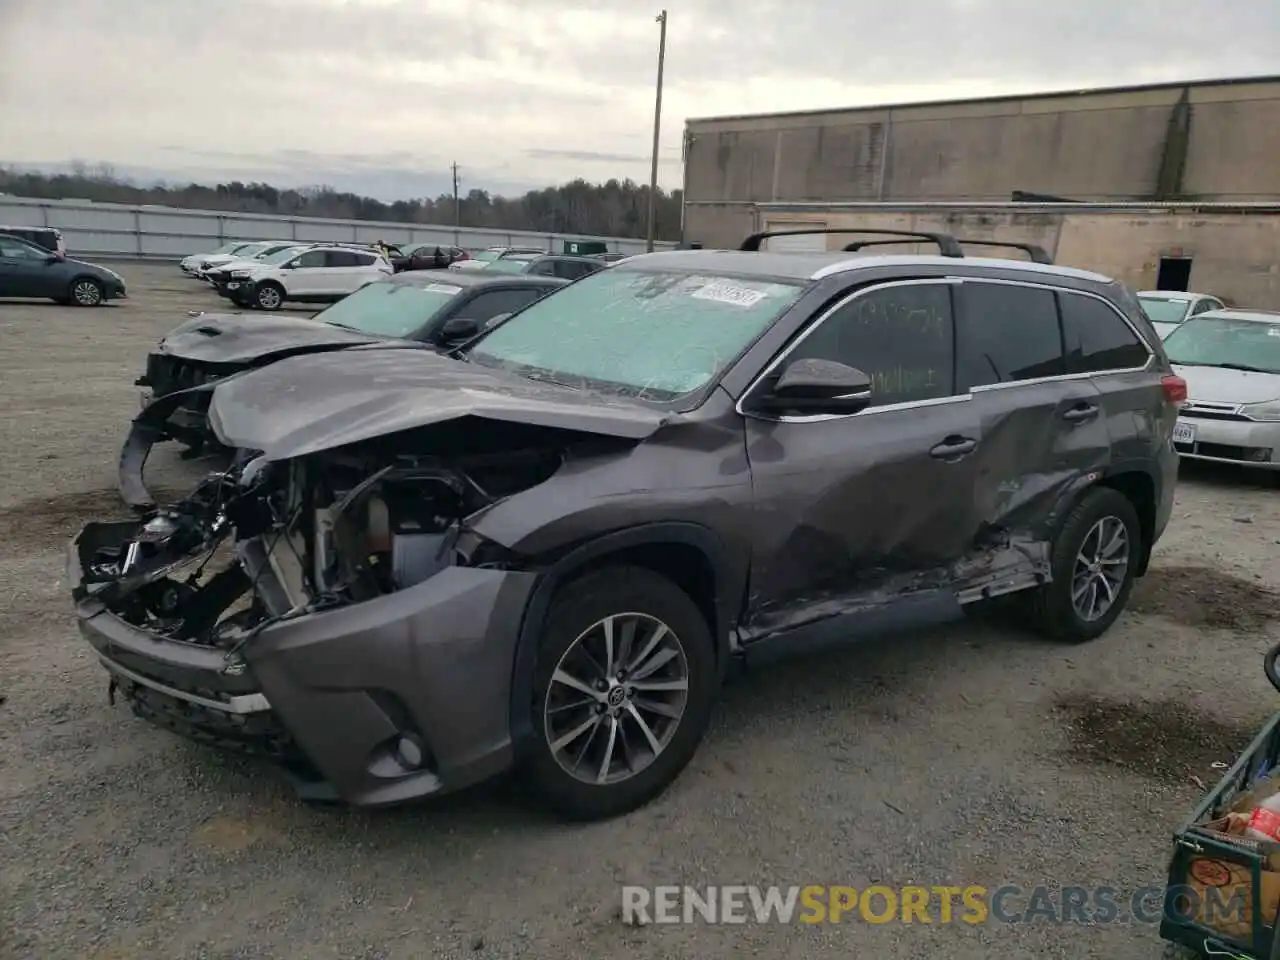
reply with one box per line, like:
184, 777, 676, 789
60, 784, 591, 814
207, 345, 669, 460
204, 256, 264, 274
1173, 364, 1280, 405
158, 312, 384, 364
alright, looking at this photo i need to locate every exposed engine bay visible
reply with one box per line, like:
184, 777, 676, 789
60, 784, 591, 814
82, 442, 565, 654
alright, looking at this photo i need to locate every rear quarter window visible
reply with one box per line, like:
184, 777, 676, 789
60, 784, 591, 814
1059, 292, 1150, 373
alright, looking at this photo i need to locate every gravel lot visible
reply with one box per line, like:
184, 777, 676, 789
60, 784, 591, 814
3, 263, 1280, 960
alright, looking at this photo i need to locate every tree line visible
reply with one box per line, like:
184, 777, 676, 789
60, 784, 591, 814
0, 162, 684, 241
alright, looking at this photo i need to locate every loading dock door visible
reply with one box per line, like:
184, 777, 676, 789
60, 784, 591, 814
763, 222, 829, 252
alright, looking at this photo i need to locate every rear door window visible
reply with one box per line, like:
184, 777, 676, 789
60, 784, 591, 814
1059, 292, 1151, 373
325, 250, 361, 268
292, 249, 328, 269
956, 281, 1064, 389
559, 260, 598, 280
463, 288, 548, 323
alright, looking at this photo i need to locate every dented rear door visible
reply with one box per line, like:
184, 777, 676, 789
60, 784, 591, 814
955, 279, 1112, 537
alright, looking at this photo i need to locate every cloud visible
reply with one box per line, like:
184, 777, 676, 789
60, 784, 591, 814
1, 0, 1277, 200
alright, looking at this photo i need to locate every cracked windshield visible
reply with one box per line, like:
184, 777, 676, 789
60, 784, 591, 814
1164, 315, 1280, 373
315, 280, 462, 338
1136, 296, 1190, 325
467, 268, 804, 399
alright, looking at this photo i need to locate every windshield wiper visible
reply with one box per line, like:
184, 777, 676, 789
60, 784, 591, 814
1218, 362, 1275, 373
520, 369, 581, 390
1181, 362, 1276, 374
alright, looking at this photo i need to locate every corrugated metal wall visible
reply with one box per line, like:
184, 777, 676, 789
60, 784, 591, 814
0, 196, 675, 259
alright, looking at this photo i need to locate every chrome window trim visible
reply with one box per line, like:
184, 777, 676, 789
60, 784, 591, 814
738, 275, 1155, 424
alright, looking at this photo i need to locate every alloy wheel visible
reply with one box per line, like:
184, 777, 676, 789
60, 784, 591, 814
73, 280, 102, 306
1070, 515, 1130, 622
543, 613, 690, 785
257, 286, 282, 309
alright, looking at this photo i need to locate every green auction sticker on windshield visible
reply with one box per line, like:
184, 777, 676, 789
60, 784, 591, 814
690, 280, 768, 308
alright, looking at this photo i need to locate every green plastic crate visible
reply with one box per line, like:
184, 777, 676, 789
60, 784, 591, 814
1160, 711, 1280, 959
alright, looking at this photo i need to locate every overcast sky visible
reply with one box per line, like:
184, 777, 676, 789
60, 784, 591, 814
2, 0, 1277, 201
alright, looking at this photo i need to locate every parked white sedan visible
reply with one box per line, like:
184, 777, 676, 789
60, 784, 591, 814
1137, 290, 1226, 339
1166, 309, 1280, 478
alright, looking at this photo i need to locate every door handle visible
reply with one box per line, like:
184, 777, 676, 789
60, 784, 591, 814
1062, 403, 1100, 423
929, 436, 978, 459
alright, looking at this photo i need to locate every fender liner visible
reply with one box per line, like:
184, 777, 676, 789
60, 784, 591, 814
1041, 462, 1162, 576
506, 521, 740, 760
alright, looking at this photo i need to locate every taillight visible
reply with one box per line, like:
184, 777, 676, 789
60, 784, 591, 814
1161, 374, 1188, 405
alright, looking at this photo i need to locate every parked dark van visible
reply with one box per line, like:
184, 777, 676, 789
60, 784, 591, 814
0, 226, 66, 256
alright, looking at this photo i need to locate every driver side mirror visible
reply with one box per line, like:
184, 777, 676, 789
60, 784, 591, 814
45, 252, 64, 263
752, 358, 872, 415
440, 316, 480, 343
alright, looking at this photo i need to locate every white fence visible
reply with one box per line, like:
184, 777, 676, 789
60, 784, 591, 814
0, 195, 675, 260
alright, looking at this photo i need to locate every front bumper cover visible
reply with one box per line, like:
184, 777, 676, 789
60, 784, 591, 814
69, 520, 539, 807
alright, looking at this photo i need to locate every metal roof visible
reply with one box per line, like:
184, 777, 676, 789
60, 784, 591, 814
686, 200, 1280, 214
686, 73, 1280, 126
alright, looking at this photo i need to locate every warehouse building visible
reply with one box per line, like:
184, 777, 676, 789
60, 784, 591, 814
681, 75, 1280, 307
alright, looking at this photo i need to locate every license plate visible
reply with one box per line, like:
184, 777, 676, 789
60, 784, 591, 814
1172, 420, 1197, 446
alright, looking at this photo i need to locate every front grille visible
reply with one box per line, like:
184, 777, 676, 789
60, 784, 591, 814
1175, 441, 1273, 462
119, 674, 308, 764
145, 354, 225, 398
1180, 409, 1251, 423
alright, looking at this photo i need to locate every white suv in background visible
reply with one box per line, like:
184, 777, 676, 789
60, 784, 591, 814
224, 244, 393, 310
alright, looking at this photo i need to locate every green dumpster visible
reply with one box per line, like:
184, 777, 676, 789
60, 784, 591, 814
563, 240, 608, 256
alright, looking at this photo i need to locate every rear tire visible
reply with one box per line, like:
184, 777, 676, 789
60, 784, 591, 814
522, 565, 717, 821
1025, 486, 1142, 643
69, 277, 104, 307
254, 282, 284, 311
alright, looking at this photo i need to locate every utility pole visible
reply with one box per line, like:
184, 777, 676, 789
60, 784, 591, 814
451, 162, 460, 226
646, 9, 667, 253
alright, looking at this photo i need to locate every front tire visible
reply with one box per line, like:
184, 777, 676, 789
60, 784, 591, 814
523, 565, 717, 821
69, 277, 104, 307
1026, 486, 1142, 643
254, 281, 284, 311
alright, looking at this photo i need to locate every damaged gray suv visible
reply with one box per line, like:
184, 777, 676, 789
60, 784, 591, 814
69, 228, 1184, 821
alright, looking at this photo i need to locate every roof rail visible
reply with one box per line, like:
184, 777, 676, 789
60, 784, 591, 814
952, 239, 1054, 264
838, 236, 1054, 265
740, 227, 964, 258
